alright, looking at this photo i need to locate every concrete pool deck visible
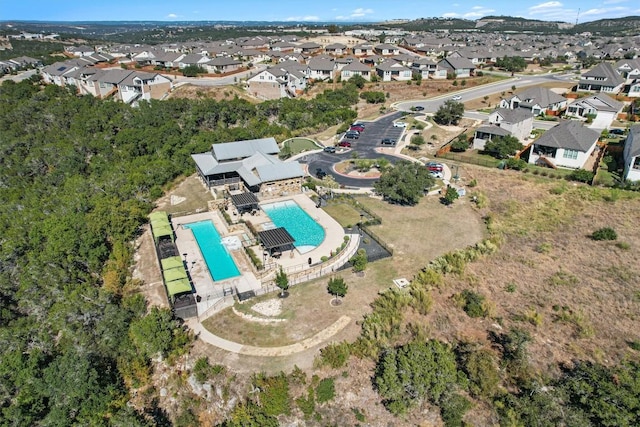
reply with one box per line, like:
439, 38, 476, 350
171, 193, 353, 318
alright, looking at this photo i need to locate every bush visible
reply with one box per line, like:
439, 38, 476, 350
318, 341, 351, 368
505, 158, 528, 170
193, 357, 224, 383
591, 227, 617, 241
316, 378, 335, 403
569, 168, 594, 183
440, 392, 472, 427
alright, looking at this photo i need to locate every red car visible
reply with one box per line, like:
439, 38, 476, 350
349, 125, 365, 133
425, 161, 443, 172
338, 140, 352, 147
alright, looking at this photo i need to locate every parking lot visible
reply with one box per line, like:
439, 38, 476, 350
302, 111, 410, 186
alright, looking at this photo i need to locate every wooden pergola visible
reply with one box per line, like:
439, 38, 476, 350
258, 227, 295, 257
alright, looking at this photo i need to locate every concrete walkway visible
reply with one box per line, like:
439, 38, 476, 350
187, 315, 351, 356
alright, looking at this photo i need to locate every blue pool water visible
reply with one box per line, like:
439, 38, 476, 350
262, 200, 325, 252
183, 220, 240, 281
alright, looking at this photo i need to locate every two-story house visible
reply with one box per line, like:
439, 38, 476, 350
529, 120, 600, 169
500, 86, 568, 116
473, 108, 534, 150
623, 124, 640, 182
577, 62, 625, 94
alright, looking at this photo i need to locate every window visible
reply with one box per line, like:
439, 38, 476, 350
563, 149, 579, 160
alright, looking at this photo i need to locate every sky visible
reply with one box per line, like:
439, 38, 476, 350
1, 0, 639, 23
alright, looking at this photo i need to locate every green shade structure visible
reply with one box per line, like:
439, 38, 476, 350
162, 267, 188, 283
149, 210, 174, 243
161, 256, 183, 271
165, 277, 192, 297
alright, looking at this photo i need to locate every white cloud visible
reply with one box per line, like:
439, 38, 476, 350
350, 8, 374, 18
526, 1, 577, 21
580, 6, 629, 17
603, 0, 628, 4
166, 13, 179, 19
284, 15, 320, 21
442, 7, 495, 19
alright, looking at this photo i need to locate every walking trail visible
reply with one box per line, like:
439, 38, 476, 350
187, 315, 351, 357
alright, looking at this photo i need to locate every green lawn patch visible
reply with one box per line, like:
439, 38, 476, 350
283, 137, 320, 155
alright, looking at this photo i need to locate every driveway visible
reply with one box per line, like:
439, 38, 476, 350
301, 111, 410, 187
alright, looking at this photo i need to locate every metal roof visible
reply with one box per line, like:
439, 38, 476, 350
212, 137, 279, 161
258, 227, 295, 250
230, 192, 259, 209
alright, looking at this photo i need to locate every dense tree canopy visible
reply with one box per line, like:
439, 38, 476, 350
484, 135, 523, 159
373, 160, 434, 205
433, 100, 465, 126
0, 77, 361, 425
495, 56, 527, 72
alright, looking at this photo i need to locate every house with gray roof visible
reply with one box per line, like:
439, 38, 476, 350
203, 57, 242, 74
528, 120, 600, 169
500, 86, 568, 116
375, 44, 400, 56
341, 60, 372, 81
247, 62, 307, 99
437, 57, 476, 78
473, 108, 534, 150
191, 137, 305, 197
623, 124, 640, 182
565, 93, 623, 130
306, 57, 335, 81
577, 62, 625, 94
324, 43, 347, 56
375, 60, 411, 82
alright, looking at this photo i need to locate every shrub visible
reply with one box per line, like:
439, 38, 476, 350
505, 158, 528, 170
591, 227, 617, 241
440, 392, 472, 427
318, 341, 351, 368
254, 372, 291, 416
569, 168, 594, 183
316, 378, 335, 403
295, 388, 315, 419
459, 289, 489, 318
193, 357, 224, 383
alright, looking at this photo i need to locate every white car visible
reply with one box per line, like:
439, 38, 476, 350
451, 95, 462, 101
393, 121, 407, 128
429, 171, 444, 179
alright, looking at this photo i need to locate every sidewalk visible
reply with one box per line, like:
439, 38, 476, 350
187, 315, 351, 356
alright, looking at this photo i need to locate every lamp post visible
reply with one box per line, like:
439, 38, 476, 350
359, 214, 364, 236
182, 253, 188, 263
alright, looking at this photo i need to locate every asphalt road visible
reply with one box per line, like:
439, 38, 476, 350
300, 111, 411, 187
394, 72, 577, 114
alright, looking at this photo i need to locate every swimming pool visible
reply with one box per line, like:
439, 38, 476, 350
183, 220, 240, 281
261, 200, 325, 253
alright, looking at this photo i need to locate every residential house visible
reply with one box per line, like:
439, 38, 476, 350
178, 54, 211, 69
375, 60, 412, 82
152, 52, 185, 69
577, 62, 625, 94
565, 93, 624, 129
629, 80, 640, 98
306, 57, 335, 81
66, 45, 95, 57
615, 58, 640, 82
203, 57, 242, 74
294, 42, 322, 54
375, 44, 400, 56
191, 137, 305, 198
473, 108, 534, 150
247, 62, 307, 99
437, 57, 476, 78
117, 71, 173, 104
352, 43, 375, 56
324, 43, 347, 56
340, 61, 372, 81
622, 124, 640, 182
41, 58, 93, 86
271, 41, 296, 52
500, 86, 568, 116
528, 120, 600, 169
411, 57, 446, 79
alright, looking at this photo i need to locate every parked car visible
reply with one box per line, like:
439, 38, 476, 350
344, 132, 359, 139
425, 161, 443, 172
323, 146, 336, 153
315, 168, 327, 179
352, 122, 366, 128
381, 138, 397, 145
338, 140, 352, 147
413, 105, 425, 111
430, 171, 443, 179
393, 121, 407, 128
451, 95, 462, 101
349, 125, 365, 132
609, 128, 625, 135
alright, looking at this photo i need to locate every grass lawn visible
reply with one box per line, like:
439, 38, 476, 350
439, 150, 502, 168
283, 137, 320, 155
201, 193, 485, 348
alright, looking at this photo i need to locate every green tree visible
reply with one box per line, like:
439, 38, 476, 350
327, 277, 348, 302
360, 91, 385, 103
496, 56, 527, 72
182, 64, 206, 77
484, 135, 523, 159
275, 267, 289, 296
129, 307, 191, 359
450, 134, 469, 152
434, 100, 465, 126
349, 73, 366, 89
374, 160, 435, 205
443, 186, 460, 205
374, 340, 459, 414
569, 168, 594, 183
350, 248, 368, 273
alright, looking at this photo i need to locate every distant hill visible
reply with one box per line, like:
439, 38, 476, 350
573, 16, 640, 36
383, 15, 640, 36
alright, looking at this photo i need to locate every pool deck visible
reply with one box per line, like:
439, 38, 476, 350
171, 193, 350, 317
